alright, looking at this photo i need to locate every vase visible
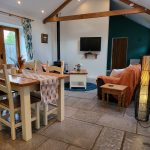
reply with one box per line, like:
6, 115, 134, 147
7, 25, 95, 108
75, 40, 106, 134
18, 69, 23, 73
77, 66, 81, 71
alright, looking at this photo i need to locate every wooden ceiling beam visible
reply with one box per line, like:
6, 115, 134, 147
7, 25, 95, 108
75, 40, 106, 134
46, 8, 145, 22
43, 0, 72, 24
120, 0, 150, 15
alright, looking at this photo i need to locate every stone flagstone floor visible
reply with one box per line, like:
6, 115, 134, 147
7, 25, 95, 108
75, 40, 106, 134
0, 88, 150, 150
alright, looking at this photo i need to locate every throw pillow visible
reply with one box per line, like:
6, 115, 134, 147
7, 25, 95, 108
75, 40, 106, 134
110, 68, 125, 77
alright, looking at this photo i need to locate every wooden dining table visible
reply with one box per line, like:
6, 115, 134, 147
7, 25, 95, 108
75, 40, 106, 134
0, 72, 68, 141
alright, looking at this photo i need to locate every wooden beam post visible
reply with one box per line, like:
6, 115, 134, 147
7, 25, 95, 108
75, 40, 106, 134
43, 0, 72, 23
120, 0, 150, 15
45, 8, 145, 22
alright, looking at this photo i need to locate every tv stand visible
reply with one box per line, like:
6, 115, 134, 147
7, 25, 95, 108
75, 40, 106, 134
84, 52, 98, 59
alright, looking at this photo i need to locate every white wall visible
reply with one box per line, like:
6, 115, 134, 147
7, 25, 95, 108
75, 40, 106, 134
0, 14, 53, 64
52, 0, 110, 78
31, 20, 53, 64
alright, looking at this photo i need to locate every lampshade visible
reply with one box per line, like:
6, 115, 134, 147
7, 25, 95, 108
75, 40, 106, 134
141, 71, 150, 86
137, 56, 150, 121
142, 56, 150, 71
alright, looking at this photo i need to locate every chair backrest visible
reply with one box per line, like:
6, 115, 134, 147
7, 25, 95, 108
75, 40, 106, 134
0, 64, 14, 109
24, 60, 37, 72
46, 61, 64, 74
36, 60, 44, 73
7, 64, 14, 69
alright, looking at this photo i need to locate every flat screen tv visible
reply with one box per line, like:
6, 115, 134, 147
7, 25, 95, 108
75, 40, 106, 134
80, 37, 101, 51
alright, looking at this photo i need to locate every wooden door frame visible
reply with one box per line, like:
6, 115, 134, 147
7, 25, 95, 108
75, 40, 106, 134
111, 37, 128, 69
0, 25, 20, 64
0, 26, 4, 64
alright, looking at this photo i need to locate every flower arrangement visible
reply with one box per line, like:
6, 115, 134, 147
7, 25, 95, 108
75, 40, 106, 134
18, 56, 25, 69
17, 56, 25, 73
75, 64, 82, 71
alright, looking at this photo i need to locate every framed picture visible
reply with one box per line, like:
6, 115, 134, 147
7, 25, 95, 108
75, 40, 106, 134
41, 34, 48, 43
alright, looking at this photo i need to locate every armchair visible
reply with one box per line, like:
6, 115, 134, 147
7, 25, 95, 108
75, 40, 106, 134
97, 65, 141, 107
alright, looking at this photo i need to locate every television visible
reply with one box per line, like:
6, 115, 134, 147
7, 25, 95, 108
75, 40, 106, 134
80, 37, 101, 51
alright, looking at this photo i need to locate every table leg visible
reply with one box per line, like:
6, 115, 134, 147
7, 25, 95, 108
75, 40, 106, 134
57, 79, 64, 121
69, 78, 72, 89
0, 108, 3, 131
118, 95, 122, 107
122, 93, 125, 107
20, 87, 32, 141
85, 76, 87, 90
102, 91, 105, 102
107, 94, 109, 103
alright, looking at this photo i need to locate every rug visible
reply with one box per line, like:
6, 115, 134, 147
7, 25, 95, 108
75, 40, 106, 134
65, 82, 97, 92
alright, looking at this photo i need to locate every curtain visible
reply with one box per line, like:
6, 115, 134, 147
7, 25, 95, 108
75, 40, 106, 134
22, 18, 33, 60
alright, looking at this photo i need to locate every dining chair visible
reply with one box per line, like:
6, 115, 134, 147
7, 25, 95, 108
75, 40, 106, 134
46, 61, 64, 74
24, 60, 37, 72
0, 64, 40, 140
31, 61, 64, 126
0, 64, 16, 100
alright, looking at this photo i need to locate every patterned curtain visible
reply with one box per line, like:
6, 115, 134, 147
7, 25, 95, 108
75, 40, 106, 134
22, 18, 33, 60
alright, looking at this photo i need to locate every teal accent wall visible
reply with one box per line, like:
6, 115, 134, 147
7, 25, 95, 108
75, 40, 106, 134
107, 16, 150, 69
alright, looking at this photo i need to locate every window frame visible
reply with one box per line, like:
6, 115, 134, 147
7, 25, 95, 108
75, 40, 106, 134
0, 25, 20, 64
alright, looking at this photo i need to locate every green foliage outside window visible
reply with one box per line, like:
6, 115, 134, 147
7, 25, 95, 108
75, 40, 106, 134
5, 32, 16, 45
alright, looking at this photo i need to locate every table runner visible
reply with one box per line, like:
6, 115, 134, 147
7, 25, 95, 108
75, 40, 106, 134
18, 71, 59, 105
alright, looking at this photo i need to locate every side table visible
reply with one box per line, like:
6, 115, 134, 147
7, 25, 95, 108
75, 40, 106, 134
69, 69, 88, 89
101, 83, 128, 107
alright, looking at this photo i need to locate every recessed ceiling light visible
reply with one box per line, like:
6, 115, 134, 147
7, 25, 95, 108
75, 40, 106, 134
41, 10, 45, 14
129, 3, 134, 7
17, 1, 21, 5
78, 0, 81, 2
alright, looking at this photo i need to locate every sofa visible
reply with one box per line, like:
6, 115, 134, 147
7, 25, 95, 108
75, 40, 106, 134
97, 64, 141, 107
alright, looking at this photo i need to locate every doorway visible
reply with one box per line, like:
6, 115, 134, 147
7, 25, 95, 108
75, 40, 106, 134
111, 37, 128, 69
0, 26, 20, 64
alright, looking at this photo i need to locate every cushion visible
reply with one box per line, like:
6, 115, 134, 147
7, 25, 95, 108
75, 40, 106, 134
110, 68, 125, 77
31, 91, 41, 99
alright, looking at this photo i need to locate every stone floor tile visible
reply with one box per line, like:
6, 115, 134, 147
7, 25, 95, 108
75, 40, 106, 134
66, 92, 96, 100
92, 101, 125, 116
37, 138, 69, 150
93, 127, 124, 150
0, 131, 47, 150
137, 121, 150, 137
67, 145, 86, 150
65, 106, 78, 118
85, 89, 97, 94
41, 118, 102, 149
65, 91, 82, 97
97, 114, 137, 133
65, 91, 72, 96
37, 118, 57, 134
83, 93, 97, 99
123, 132, 150, 150
70, 109, 102, 124
65, 97, 79, 107
124, 107, 134, 117
72, 99, 97, 111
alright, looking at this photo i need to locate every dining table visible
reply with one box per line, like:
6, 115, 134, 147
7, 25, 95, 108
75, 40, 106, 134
0, 72, 68, 141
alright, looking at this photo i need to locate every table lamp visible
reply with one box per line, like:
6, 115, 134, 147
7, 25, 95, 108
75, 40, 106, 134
137, 56, 150, 121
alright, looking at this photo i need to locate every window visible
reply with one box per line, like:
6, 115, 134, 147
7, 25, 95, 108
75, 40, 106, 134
0, 26, 20, 64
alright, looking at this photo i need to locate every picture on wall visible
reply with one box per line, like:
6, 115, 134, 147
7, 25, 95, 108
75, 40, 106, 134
41, 33, 48, 43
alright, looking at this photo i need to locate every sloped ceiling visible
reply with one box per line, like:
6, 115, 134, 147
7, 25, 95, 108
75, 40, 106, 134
0, 0, 150, 28
0, 0, 86, 20
0, 0, 64, 19
112, 0, 150, 29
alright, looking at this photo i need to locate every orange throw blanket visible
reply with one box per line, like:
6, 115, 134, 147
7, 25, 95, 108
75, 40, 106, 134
97, 65, 141, 107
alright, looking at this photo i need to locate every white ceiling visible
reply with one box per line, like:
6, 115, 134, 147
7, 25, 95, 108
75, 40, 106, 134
0, 0, 86, 20
0, 0, 64, 19
0, 0, 150, 28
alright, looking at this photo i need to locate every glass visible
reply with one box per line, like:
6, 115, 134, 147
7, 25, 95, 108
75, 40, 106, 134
4, 30, 17, 65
